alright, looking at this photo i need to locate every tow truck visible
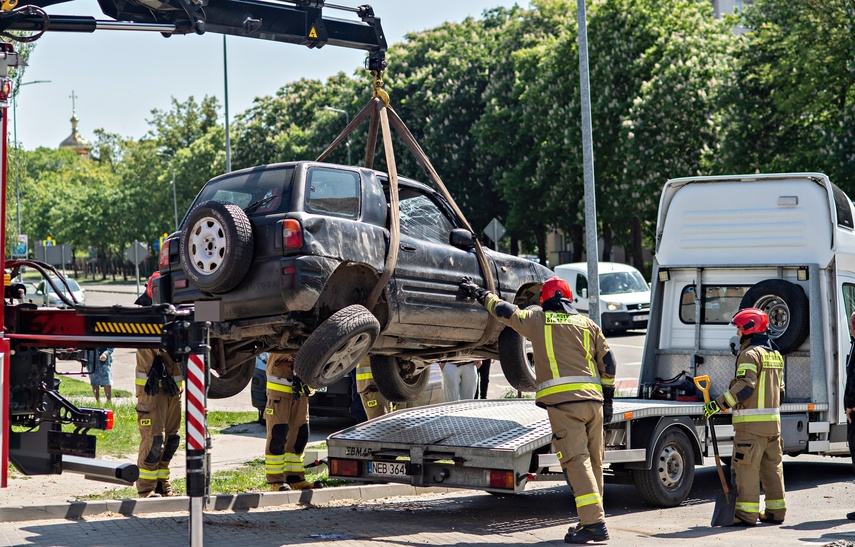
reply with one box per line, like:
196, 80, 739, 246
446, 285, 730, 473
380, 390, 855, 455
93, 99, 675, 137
0, 2, 389, 544
327, 172, 855, 508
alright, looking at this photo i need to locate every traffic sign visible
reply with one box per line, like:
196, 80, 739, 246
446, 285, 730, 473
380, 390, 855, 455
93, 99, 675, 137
42, 236, 55, 247
124, 240, 149, 265
484, 218, 507, 245
12, 234, 27, 259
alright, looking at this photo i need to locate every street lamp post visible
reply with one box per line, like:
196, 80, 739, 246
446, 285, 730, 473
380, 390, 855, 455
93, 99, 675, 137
322, 106, 351, 165
171, 162, 178, 231
12, 79, 51, 238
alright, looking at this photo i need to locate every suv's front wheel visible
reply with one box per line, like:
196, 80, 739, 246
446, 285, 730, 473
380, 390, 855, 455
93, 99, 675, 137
370, 356, 430, 402
294, 305, 380, 388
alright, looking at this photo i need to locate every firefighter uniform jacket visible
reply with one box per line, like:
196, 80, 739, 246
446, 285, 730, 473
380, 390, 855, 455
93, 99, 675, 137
482, 293, 615, 407
715, 338, 785, 436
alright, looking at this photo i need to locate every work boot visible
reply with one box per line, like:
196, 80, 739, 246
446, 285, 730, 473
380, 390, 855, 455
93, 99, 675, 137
269, 483, 292, 492
138, 491, 162, 499
759, 512, 784, 524
564, 522, 609, 544
730, 516, 757, 527
155, 480, 173, 497
286, 479, 324, 490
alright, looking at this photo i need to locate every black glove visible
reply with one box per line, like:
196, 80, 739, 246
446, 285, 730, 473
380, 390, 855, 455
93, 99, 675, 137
144, 356, 164, 396
459, 276, 489, 304
162, 369, 180, 397
603, 386, 615, 425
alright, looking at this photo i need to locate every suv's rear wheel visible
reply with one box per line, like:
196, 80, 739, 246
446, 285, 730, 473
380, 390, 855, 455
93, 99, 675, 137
370, 356, 430, 402
208, 359, 255, 399
180, 200, 254, 294
295, 304, 380, 388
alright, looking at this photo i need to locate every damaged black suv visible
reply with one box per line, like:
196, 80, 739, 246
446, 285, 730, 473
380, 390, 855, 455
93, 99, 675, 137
156, 161, 552, 402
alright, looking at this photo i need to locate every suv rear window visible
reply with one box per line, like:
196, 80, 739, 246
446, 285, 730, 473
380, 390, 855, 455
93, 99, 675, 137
192, 167, 295, 218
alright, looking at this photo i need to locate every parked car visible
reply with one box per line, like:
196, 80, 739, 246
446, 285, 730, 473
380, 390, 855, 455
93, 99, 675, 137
33, 278, 85, 308
251, 355, 443, 423
552, 262, 650, 333
157, 161, 552, 402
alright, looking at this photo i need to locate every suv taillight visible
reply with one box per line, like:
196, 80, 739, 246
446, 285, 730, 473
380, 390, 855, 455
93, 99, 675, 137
282, 219, 303, 249
159, 237, 173, 268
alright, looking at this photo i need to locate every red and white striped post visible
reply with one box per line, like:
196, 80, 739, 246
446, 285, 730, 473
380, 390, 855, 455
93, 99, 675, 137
185, 352, 208, 546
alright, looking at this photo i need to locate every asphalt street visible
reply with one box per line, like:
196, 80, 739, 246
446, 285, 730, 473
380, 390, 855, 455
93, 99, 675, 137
12, 283, 851, 546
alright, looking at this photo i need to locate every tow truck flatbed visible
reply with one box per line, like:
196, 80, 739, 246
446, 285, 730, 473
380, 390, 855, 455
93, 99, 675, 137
326, 398, 709, 494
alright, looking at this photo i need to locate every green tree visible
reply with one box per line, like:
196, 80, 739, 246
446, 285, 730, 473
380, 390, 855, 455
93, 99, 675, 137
717, 0, 855, 192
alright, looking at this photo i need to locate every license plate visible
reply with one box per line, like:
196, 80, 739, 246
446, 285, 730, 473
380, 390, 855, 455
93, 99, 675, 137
633, 314, 649, 322
368, 461, 408, 477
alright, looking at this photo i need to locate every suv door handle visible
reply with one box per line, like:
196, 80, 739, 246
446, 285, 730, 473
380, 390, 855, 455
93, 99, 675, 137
400, 244, 417, 252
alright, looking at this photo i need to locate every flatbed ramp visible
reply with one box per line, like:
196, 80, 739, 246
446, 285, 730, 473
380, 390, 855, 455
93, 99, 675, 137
326, 398, 706, 493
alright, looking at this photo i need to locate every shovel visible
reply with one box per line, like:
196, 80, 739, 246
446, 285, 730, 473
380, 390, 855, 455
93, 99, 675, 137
694, 375, 737, 526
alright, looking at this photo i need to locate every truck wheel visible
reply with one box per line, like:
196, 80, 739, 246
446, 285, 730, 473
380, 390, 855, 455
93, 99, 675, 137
498, 310, 537, 392
370, 355, 430, 402
180, 200, 254, 294
739, 279, 809, 354
294, 305, 380, 388
208, 360, 255, 399
633, 428, 695, 507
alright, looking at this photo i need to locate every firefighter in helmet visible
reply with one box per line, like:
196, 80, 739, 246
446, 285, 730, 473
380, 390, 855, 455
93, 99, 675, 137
264, 352, 323, 490
703, 307, 786, 526
459, 275, 616, 544
134, 272, 183, 498
355, 356, 394, 419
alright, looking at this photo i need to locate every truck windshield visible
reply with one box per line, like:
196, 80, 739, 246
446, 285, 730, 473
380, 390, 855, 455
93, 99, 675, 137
599, 271, 649, 295
190, 166, 295, 221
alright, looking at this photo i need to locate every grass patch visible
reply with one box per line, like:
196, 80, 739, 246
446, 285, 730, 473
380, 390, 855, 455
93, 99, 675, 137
78, 459, 340, 500
51, 377, 338, 501
57, 377, 260, 457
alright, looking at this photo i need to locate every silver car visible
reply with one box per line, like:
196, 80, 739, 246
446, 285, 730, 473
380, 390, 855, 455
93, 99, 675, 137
34, 278, 85, 307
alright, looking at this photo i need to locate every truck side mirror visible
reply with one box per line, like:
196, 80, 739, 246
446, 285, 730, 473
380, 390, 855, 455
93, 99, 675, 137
580, 288, 588, 298
449, 228, 476, 250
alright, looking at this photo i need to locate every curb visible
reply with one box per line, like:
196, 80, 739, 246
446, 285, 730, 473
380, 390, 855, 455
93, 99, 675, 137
0, 483, 453, 522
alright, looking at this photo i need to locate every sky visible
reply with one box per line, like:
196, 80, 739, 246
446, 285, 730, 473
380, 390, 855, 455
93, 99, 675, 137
12, 0, 523, 151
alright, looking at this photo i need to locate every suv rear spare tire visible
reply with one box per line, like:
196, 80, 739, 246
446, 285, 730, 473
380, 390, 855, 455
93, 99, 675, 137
739, 279, 809, 354
294, 304, 380, 388
181, 200, 254, 294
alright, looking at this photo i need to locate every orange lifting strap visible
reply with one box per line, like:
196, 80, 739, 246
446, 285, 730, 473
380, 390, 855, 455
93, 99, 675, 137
315, 71, 498, 354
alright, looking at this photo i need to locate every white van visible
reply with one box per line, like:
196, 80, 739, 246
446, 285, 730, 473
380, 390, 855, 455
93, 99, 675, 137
552, 261, 651, 333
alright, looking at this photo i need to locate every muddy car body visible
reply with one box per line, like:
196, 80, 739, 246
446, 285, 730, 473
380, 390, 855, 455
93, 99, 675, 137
156, 161, 551, 401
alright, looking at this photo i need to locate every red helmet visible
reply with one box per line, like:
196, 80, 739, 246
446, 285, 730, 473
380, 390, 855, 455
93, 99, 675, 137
731, 307, 769, 335
146, 271, 162, 298
540, 276, 573, 305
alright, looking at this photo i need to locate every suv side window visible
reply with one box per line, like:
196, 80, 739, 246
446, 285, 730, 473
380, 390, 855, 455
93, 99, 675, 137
399, 191, 456, 245
305, 168, 360, 219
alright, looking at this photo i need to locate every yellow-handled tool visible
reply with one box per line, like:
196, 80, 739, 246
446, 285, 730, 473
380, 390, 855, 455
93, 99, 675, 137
694, 374, 736, 526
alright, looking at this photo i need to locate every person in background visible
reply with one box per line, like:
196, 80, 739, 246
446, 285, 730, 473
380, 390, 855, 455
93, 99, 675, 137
440, 360, 477, 401
459, 275, 615, 544
86, 347, 114, 404
476, 359, 491, 399
264, 352, 323, 491
845, 311, 855, 520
